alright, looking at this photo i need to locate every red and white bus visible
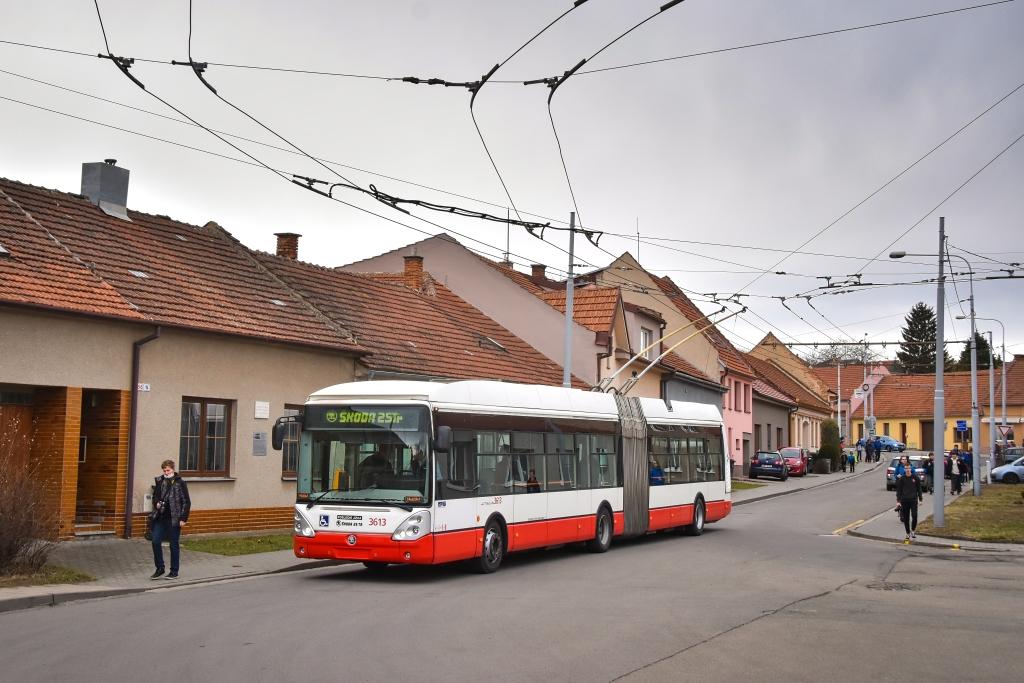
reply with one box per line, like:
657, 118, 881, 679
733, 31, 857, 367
273, 380, 731, 573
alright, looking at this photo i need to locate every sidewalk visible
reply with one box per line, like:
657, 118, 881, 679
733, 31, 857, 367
0, 533, 341, 613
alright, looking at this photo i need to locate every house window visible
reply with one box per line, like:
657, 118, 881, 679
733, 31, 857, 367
282, 404, 303, 476
744, 383, 751, 413
754, 424, 761, 451
777, 427, 783, 448
883, 422, 890, 436
766, 423, 772, 450
180, 398, 232, 475
640, 327, 654, 360
733, 381, 741, 411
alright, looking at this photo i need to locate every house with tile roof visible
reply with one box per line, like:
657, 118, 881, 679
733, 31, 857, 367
810, 362, 890, 440
0, 163, 587, 540
743, 349, 831, 451
341, 236, 725, 401
1, 164, 367, 539
579, 252, 751, 463
850, 361, 1024, 453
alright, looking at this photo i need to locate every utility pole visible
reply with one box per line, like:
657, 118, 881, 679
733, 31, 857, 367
987, 330, 995, 483
562, 212, 576, 388
933, 218, 946, 527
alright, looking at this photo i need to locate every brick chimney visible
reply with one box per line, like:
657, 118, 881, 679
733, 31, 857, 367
404, 254, 424, 289
274, 232, 300, 260
531, 264, 546, 280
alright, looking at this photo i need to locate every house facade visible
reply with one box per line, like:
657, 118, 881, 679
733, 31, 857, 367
0, 165, 588, 540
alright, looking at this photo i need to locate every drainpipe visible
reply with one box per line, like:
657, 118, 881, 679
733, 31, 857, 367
124, 326, 160, 538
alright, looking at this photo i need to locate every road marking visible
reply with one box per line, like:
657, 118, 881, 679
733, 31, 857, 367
833, 519, 865, 535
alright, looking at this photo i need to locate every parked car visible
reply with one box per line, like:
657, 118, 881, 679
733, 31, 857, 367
779, 446, 809, 476
997, 446, 1024, 467
749, 451, 788, 481
875, 436, 906, 452
885, 456, 927, 491
991, 456, 1024, 484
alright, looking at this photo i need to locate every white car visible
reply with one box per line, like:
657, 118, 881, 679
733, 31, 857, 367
991, 456, 1024, 484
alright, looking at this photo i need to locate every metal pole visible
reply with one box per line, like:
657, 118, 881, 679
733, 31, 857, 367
1000, 323, 1007, 453
967, 267, 980, 496
988, 330, 995, 483
933, 218, 946, 527
837, 361, 843, 445
562, 212, 575, 388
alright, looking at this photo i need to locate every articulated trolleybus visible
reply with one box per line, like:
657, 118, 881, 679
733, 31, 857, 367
272, 380, 731, 573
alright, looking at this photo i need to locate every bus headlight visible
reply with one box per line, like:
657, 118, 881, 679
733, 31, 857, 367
392, 511, 431, 541
294, 510, 316, 538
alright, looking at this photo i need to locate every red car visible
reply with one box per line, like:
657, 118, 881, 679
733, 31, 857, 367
779, 447, 809, 476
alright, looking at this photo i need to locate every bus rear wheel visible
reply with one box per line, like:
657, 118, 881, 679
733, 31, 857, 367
586, 507, 613, 553
685, 498, 705, 536
473, 518, 504, 573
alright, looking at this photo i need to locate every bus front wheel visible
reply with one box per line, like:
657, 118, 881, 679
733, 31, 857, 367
586, 507, 613, 553
473, 518, 505, 573
685, 498, 705, 536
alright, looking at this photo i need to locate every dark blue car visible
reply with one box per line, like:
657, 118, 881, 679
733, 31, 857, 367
875, 436, 906, 452
749, 451, 788, 480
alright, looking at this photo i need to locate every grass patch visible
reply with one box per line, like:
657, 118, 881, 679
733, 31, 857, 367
181, 533, 293, 556
917, 483, 1024, 543
0, 564, 95, 588
732, 481, 766, 491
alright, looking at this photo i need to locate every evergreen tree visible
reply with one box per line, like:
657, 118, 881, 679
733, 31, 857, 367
955, 332, 1001, 370
893, 302, 953, 373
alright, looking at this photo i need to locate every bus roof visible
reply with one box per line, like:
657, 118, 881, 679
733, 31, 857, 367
308, 380, 723, 426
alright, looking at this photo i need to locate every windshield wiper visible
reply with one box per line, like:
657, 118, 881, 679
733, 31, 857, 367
305, 489, 337, 509
361, 498, 414, 512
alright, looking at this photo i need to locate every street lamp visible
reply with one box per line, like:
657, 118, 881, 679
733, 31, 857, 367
891, 242, 978, 495
888, 217, 947, 526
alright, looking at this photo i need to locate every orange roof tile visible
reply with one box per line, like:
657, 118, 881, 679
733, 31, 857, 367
744, 353, 830, 412
851, 371, 996, 419
0, 178, 363, 353
753, 379, 796, 406
258, 254, 587, 387
537, 286, 619, 333
811, 365, 884, 395
996, 357, 1024, 406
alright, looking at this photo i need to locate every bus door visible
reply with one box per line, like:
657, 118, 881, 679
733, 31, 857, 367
471, 432, 516, 549
507, 432, 547, 550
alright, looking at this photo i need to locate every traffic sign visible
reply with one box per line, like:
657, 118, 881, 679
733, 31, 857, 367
955, 419, 967, 432
997, 425, 1013, 437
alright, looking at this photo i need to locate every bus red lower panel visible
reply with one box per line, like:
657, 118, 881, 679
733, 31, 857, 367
706, 499, 731, 522
294, 532, 435, 564
648, 503, 693, 531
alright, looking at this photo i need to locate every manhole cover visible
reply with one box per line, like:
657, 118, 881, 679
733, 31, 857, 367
866, 582, 920, 592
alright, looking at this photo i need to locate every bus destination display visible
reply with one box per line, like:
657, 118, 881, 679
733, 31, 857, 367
304, 405, 423, 431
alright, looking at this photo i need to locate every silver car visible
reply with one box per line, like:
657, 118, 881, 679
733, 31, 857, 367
992, 456, 1024, 484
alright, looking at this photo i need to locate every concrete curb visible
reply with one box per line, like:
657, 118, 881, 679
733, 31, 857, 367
845, 528, 1014, 552
0, 559, 348, 614
734, 462, 884, 506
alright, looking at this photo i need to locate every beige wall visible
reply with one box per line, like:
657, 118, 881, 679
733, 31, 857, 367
592, 255, 721, 382
1, 306, 142, 388
131, 328, 358, 514
1, 306, 359, 517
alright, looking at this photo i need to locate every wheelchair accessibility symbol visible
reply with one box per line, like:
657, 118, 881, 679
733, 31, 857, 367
318, 514, 329, 527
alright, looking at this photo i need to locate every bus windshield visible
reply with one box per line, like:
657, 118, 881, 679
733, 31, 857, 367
300, 405, 431, 506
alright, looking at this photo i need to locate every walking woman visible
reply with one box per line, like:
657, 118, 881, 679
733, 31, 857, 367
894, 463, 924, 541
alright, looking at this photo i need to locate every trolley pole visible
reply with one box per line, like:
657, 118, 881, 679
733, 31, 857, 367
988, 330, 995, 483
562, 212, 575, 388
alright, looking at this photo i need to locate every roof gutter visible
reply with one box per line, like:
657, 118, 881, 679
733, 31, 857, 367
124, 325, 160, 538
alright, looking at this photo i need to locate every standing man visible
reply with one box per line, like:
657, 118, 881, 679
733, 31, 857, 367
873, 436, 883, 463
150, 459, 191, 580
894, 460, 924, 541
855, 438, 864, 463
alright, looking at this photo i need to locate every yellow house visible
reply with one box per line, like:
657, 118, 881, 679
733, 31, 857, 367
851, 364, 1024, 452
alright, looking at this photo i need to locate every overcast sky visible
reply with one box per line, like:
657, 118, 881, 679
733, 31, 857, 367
2, 1, 1022, 361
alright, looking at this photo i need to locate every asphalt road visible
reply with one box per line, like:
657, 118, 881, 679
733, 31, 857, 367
2, 467, 1019, 683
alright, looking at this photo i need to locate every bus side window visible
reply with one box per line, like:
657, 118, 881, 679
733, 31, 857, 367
590, 434, 616, 488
